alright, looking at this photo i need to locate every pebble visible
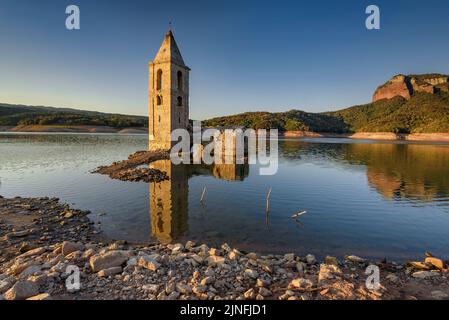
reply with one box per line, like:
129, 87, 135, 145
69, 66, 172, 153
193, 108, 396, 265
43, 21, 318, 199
305, 254, 316, 264
412, 271, 440, 279
98, 267, 123, 277
244, 269, 259, 279
138, 256, 160, 272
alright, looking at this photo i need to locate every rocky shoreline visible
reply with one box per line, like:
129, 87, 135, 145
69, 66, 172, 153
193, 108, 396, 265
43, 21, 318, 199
1, 195, 449, 300
92, 150, 169, 183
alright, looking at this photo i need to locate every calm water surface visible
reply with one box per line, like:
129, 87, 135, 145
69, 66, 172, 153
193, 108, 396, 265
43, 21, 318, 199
1, 133, 449, 260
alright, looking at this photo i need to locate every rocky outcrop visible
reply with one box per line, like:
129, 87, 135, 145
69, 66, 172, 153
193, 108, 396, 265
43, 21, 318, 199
373, 74, 449, 102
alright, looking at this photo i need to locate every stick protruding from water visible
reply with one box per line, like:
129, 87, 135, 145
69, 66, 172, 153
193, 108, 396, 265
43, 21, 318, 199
266, 187, 272, 213
200, 186, 207, 203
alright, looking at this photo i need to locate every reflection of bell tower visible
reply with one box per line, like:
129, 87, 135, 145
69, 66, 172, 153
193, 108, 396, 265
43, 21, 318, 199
149, 160, 188, 243
210, 163, 249, 181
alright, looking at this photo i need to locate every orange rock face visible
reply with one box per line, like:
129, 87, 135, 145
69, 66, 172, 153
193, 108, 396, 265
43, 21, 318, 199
373, 74, 448, 102
373, 75, 411, 101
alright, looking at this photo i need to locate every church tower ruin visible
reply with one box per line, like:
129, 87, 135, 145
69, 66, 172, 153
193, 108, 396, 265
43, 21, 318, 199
149, 30, 190, 150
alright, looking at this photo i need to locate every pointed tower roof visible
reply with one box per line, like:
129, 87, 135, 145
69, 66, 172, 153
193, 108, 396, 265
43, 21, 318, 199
153, 30, 188, 68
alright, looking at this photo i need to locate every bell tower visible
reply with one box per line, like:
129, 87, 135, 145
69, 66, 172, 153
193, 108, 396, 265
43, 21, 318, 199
149, 30, 190, 151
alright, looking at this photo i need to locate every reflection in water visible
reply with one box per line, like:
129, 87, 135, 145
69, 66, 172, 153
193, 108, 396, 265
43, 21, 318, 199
344, 144, 449, 202
281, 139, 449, 203
149, 159, 249, 243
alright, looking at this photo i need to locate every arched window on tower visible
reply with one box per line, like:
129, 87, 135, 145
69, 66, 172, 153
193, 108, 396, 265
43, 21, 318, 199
177, 96, 182, 106
157, 95, 163, 105
156, 69, 163, 90
177, 71, 183, 91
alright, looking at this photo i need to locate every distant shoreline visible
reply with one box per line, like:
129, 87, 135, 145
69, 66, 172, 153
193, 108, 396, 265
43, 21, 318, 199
0, 125, 148, 134
1, 125, 449, 143
282, 131, 449, 143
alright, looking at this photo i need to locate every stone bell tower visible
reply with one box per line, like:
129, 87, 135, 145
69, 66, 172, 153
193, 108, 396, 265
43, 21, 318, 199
149, 30, 190, 151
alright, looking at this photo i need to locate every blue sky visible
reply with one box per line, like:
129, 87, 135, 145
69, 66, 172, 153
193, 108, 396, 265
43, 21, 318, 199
1, 0, 448, 119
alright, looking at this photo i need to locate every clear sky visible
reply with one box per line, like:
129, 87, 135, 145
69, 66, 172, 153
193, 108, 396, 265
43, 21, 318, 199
1, 0, 449, 119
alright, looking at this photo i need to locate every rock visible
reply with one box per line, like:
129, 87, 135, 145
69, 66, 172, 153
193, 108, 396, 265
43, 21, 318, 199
171, 243, 184, 253
176, 283, 192, 294
296, 262, 306, 273
4, 280, 39, 300
431, 290, 449, 300
408, 261, 432, 270
318, 264, 342, 282
185, 241, 196, 250
64, 211, 74, 219
256, 278, 271, 287
142, 284, 159, 293
324, 256, 339, 266
258, 287, 272, 297
192, 285, 207, 294
221, 243, 232, 253
246, 252, 258, 260
411, 271, 440, 279
425, 257, 445, 270
7, 230, 30, 238
27, 274, 48, 287
228, 251, 238, 260
284, 253, 295, 261
90, 251, 128, 272
20, 265, 42, 277
320, 288, 330, 295
0, 277, 16, 294
98, 267, 123, 277
82, 249, 96, 260
373, 75, 412, 101
138, 256, 160, 271
386, 273, 399, 283
345, 255, 366, 264
206, 255, 225, 267
167, 291, 180, 300
26, 293, 52, 300
200, 277, 214, 286
244, 269, 259, 279
305, 254, 316, 264
262, 264, 273, 274
209, 248, 221, 256
19, 242, 35, 254
373, 74, 448, 102
62, 241, 83, 256
9, 261, 36, 276
191, 254, 204, 264
290, 278, 313, 289
243, 288, 255, 299
20, 247, 46, 258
